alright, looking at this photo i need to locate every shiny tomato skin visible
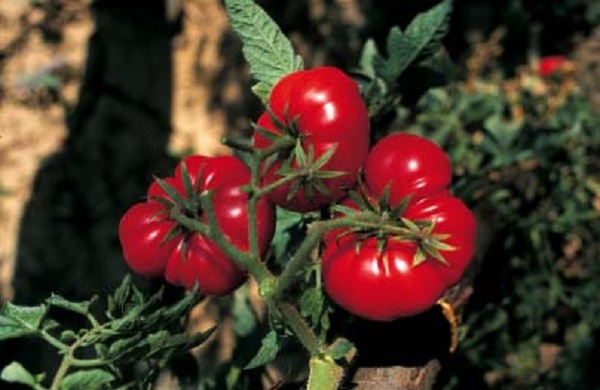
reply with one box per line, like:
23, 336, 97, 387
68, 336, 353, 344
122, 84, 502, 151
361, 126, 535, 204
119, 201, 184, 277
165, 234, 246, 296
322, 238, 448, 321
365, 133, 451, 207
254, 67, 370, 211
174, 155, 250, 191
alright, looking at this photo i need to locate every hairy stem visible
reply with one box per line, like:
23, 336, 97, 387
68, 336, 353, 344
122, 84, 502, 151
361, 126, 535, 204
275, 217, 356, 299
199, 192, 274, 284
257, 136, 297, 161
277, 302, 322, 357
247, 158, 263, 260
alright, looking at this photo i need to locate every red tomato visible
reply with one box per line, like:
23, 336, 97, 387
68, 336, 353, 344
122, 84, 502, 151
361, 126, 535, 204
165, 234, 246, 296
119, 155, 276, 296
364, 132, 451, 207
322, 238, 448, 321
119, 202, 184, 278
322, 133, 476, 321
253, 67, 370, 211
538, 55, 566, 77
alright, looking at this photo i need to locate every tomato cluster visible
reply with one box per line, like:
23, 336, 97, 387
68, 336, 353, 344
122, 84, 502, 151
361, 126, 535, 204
321, 133, 477, 321
119, 155, 275, 296
118, 66, 476, 322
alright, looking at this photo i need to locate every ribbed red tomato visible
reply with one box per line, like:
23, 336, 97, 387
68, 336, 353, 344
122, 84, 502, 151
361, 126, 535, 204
322, 133, 476, 321
164, 157, 276, 295
253, 67, 370, 211
119, 155, 276, 296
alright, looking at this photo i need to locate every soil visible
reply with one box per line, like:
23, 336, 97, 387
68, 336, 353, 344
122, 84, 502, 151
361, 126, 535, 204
0, 0, 231, 300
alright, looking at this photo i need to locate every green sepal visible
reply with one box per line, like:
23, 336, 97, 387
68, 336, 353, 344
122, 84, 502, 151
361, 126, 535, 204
390, 194, 412, 219
178, 161, 198, 201
154, 177, 189, 209
378, 184, 393, 212
244, 330, 280, 369
252, 121, 280, 142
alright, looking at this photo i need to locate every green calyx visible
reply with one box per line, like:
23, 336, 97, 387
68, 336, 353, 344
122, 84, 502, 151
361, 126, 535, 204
149, 163, 206, 240
255, 109, 346, 202
330, 184, 456, 266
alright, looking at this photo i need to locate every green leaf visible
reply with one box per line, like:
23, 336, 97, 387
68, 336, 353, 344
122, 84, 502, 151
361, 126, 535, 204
252, 82, 272, 101
225, 0, 304, 103
106, 326, 216, 365
106, 334, 144, 360
371, 0, 452, 85
484, 114, 524, 150
46, 294, 95, 316
1, 362, 39, 388
244, 330, 279, 369
106, 275, 143, 319
328, 338, 356, 362
359, 39, 379, 78
60, 330, 78, 343
60, 369, 115, 390
272, 208, 308, 267
233, 286, 257, 337
300, 286, 325, 326
0, 302, 46, 341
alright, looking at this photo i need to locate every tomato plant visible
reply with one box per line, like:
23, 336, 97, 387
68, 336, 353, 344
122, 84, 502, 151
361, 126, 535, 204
253, 66, 370, 212
1, 2, 480, 389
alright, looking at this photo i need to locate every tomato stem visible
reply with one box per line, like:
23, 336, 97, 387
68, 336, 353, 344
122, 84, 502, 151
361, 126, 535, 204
277, 302, 322, 357
274, 217, 356, 299
198, 191, 274, 284
254, 172, 301, 197
257, 136, 297, 161
221, 136, 255, 153
247, 157, 262, 260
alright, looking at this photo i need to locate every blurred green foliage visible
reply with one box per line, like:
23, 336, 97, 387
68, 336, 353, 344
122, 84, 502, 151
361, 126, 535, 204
398, 70, 600, 388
